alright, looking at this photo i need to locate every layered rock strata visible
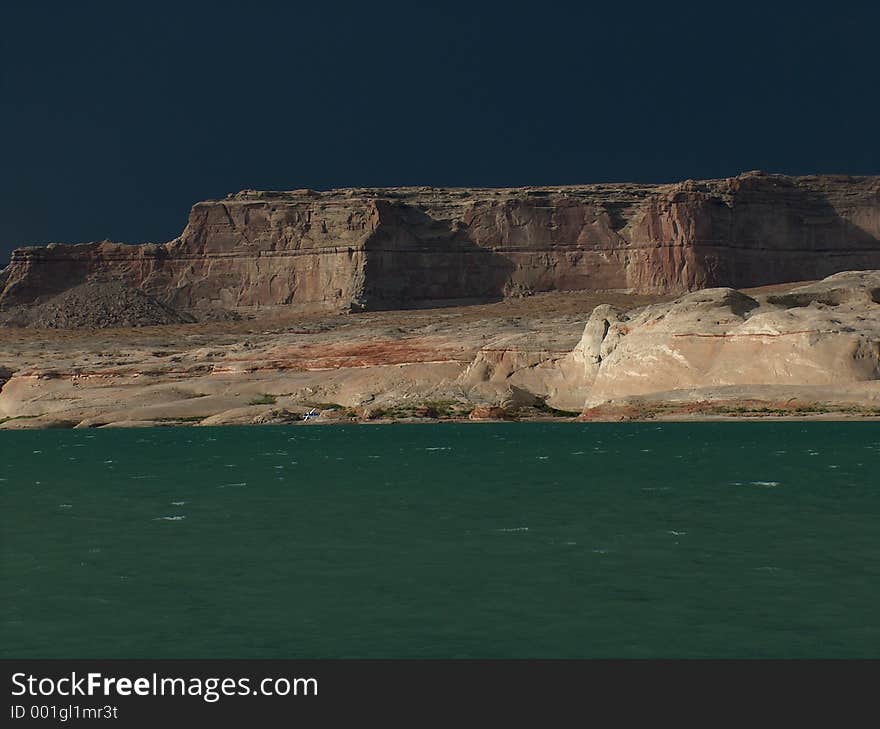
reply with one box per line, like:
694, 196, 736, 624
1, 273, 879, 428
2, 172, 879, 318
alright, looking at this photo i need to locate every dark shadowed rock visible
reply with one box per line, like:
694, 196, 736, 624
0, 281, 195, 329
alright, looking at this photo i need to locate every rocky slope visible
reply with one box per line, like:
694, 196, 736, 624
0, 281, 197, 328
1, 273, 879, 428
2, 172, 879, 319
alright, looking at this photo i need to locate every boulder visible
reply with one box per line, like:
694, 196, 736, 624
468, 405, 510, 420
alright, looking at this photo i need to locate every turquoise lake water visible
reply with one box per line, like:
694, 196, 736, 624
2, 422, 879, 657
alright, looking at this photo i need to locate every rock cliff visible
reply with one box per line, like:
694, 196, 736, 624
1, 172, 879, 318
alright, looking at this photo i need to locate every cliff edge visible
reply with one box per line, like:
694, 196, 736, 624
2, 171, 879, 322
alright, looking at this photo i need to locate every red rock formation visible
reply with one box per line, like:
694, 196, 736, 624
468, 405, 510, 420
2, 172, 879, 313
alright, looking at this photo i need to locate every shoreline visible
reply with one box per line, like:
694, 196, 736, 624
3, 410, 880, 431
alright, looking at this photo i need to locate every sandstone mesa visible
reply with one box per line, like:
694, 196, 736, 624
2, 170, 879, 317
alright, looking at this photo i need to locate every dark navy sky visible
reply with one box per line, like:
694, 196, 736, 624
1, 1, 877, 261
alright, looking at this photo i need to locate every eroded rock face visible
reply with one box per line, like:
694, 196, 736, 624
571, 271, 880, 409
459, 271, 880, 413
2, 172, 879, 317
1, 273, 879, 428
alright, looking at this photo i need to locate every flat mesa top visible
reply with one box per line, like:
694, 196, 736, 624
218, 172, 880, 204
226, 183, 662, 200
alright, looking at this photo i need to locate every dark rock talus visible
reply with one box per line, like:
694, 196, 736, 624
0, 281, 195, 328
